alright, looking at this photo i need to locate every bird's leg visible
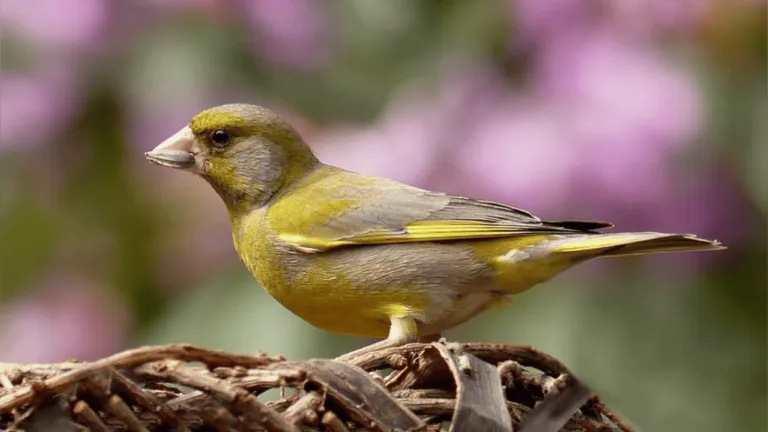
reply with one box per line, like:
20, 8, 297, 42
336, 316, 417, 363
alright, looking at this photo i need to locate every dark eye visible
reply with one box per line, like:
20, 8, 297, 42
211, 129, 231, 147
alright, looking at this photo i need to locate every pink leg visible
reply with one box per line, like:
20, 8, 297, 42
336, 316, 418, 363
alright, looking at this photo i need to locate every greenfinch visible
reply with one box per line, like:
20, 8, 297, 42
145, 104, 724, 358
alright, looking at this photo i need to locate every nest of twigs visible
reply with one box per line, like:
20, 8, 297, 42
0, 342, 634, 431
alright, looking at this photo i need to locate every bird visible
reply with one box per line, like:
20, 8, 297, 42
145, 103, 725, 360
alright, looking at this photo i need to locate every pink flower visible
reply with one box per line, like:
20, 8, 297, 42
0, 68, 81, 151
512, 0, 595, 43
1, 0, 109, 51
0, 275, 130, 362
141, 0, 217, 8
535, 30, 702, 156
239, 0, 331, 69
456, 98, 577, 212
313, 66, 508, 187
605, 0, 708, 36
512, 0, 707, 44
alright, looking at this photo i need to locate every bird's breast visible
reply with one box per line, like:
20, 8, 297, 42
231, 210, 284, 289
229, 212, 405, 336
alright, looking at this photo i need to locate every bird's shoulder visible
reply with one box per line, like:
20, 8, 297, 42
265, 164, 440, 243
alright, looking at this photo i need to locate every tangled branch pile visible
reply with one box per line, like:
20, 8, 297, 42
0, 342, 634, 431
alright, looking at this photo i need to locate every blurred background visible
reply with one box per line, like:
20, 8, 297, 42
1, 0, 765, 430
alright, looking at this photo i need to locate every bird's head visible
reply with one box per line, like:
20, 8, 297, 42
146, 104, 319, 211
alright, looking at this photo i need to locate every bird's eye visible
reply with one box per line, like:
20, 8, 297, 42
211, 129, 231, 147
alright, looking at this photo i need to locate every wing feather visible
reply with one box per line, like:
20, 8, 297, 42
269, 167, 611, 253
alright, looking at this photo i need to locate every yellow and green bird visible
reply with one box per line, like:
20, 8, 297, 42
145, 104, 724, 358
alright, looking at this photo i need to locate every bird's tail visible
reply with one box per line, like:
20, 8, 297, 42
552, 232, 726, 258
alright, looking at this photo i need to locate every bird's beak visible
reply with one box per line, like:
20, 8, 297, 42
145, 126, 202, 172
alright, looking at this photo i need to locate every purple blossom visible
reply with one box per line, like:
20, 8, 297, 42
534, 29, 702, 156
0, 0, 103, 151
1, 0, 109, 51
495, 2, 744, 247
239, 0, 331, 69
0, 68, 82, 151
0, 275, 130, 362
141, 0, 216, 8
512, 0, 707, 45
311, 46, 743, 253
313, 66, 509, 186
456, 30, 742, 246
512, 0, 596, 44
456, 98, 577, 212
530, 29, 702, 204
605, 0, 708, 36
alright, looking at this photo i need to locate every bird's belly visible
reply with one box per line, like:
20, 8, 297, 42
269, 283, 498, 339
253, 242, 486, 338
418, 291, 505, 336
247, 238, 573, 339
266, 281, 427, 338
233, 216, 438, 337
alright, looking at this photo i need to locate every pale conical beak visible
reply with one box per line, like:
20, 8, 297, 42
145, 126, 199, 171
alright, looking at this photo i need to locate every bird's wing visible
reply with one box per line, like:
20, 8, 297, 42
269, 168, 612, 253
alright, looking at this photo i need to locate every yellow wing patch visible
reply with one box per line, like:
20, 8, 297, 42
551, 232, 725, 255
278, 220, 536, 252
551, 233, 649, 253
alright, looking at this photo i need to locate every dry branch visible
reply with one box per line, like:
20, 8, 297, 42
0, 342, 634, 432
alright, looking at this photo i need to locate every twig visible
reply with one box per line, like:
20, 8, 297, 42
137, 361, 299, 432
107, 394, 149, 432
189, 399, 239, 431
0, 342, 634, 432
347, 342, 573, 378
0, 344, 283, 412
517, 376, 592, 432
591, 398, 636, 432
110, 369, 190, 431
282, 391, 322, 426
73, 401, 108, 432
434, 342, 512, 432
299, 360, 425, 431
321, 410, 351, 432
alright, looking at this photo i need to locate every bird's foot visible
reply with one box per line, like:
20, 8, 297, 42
336, 317, 436, 366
